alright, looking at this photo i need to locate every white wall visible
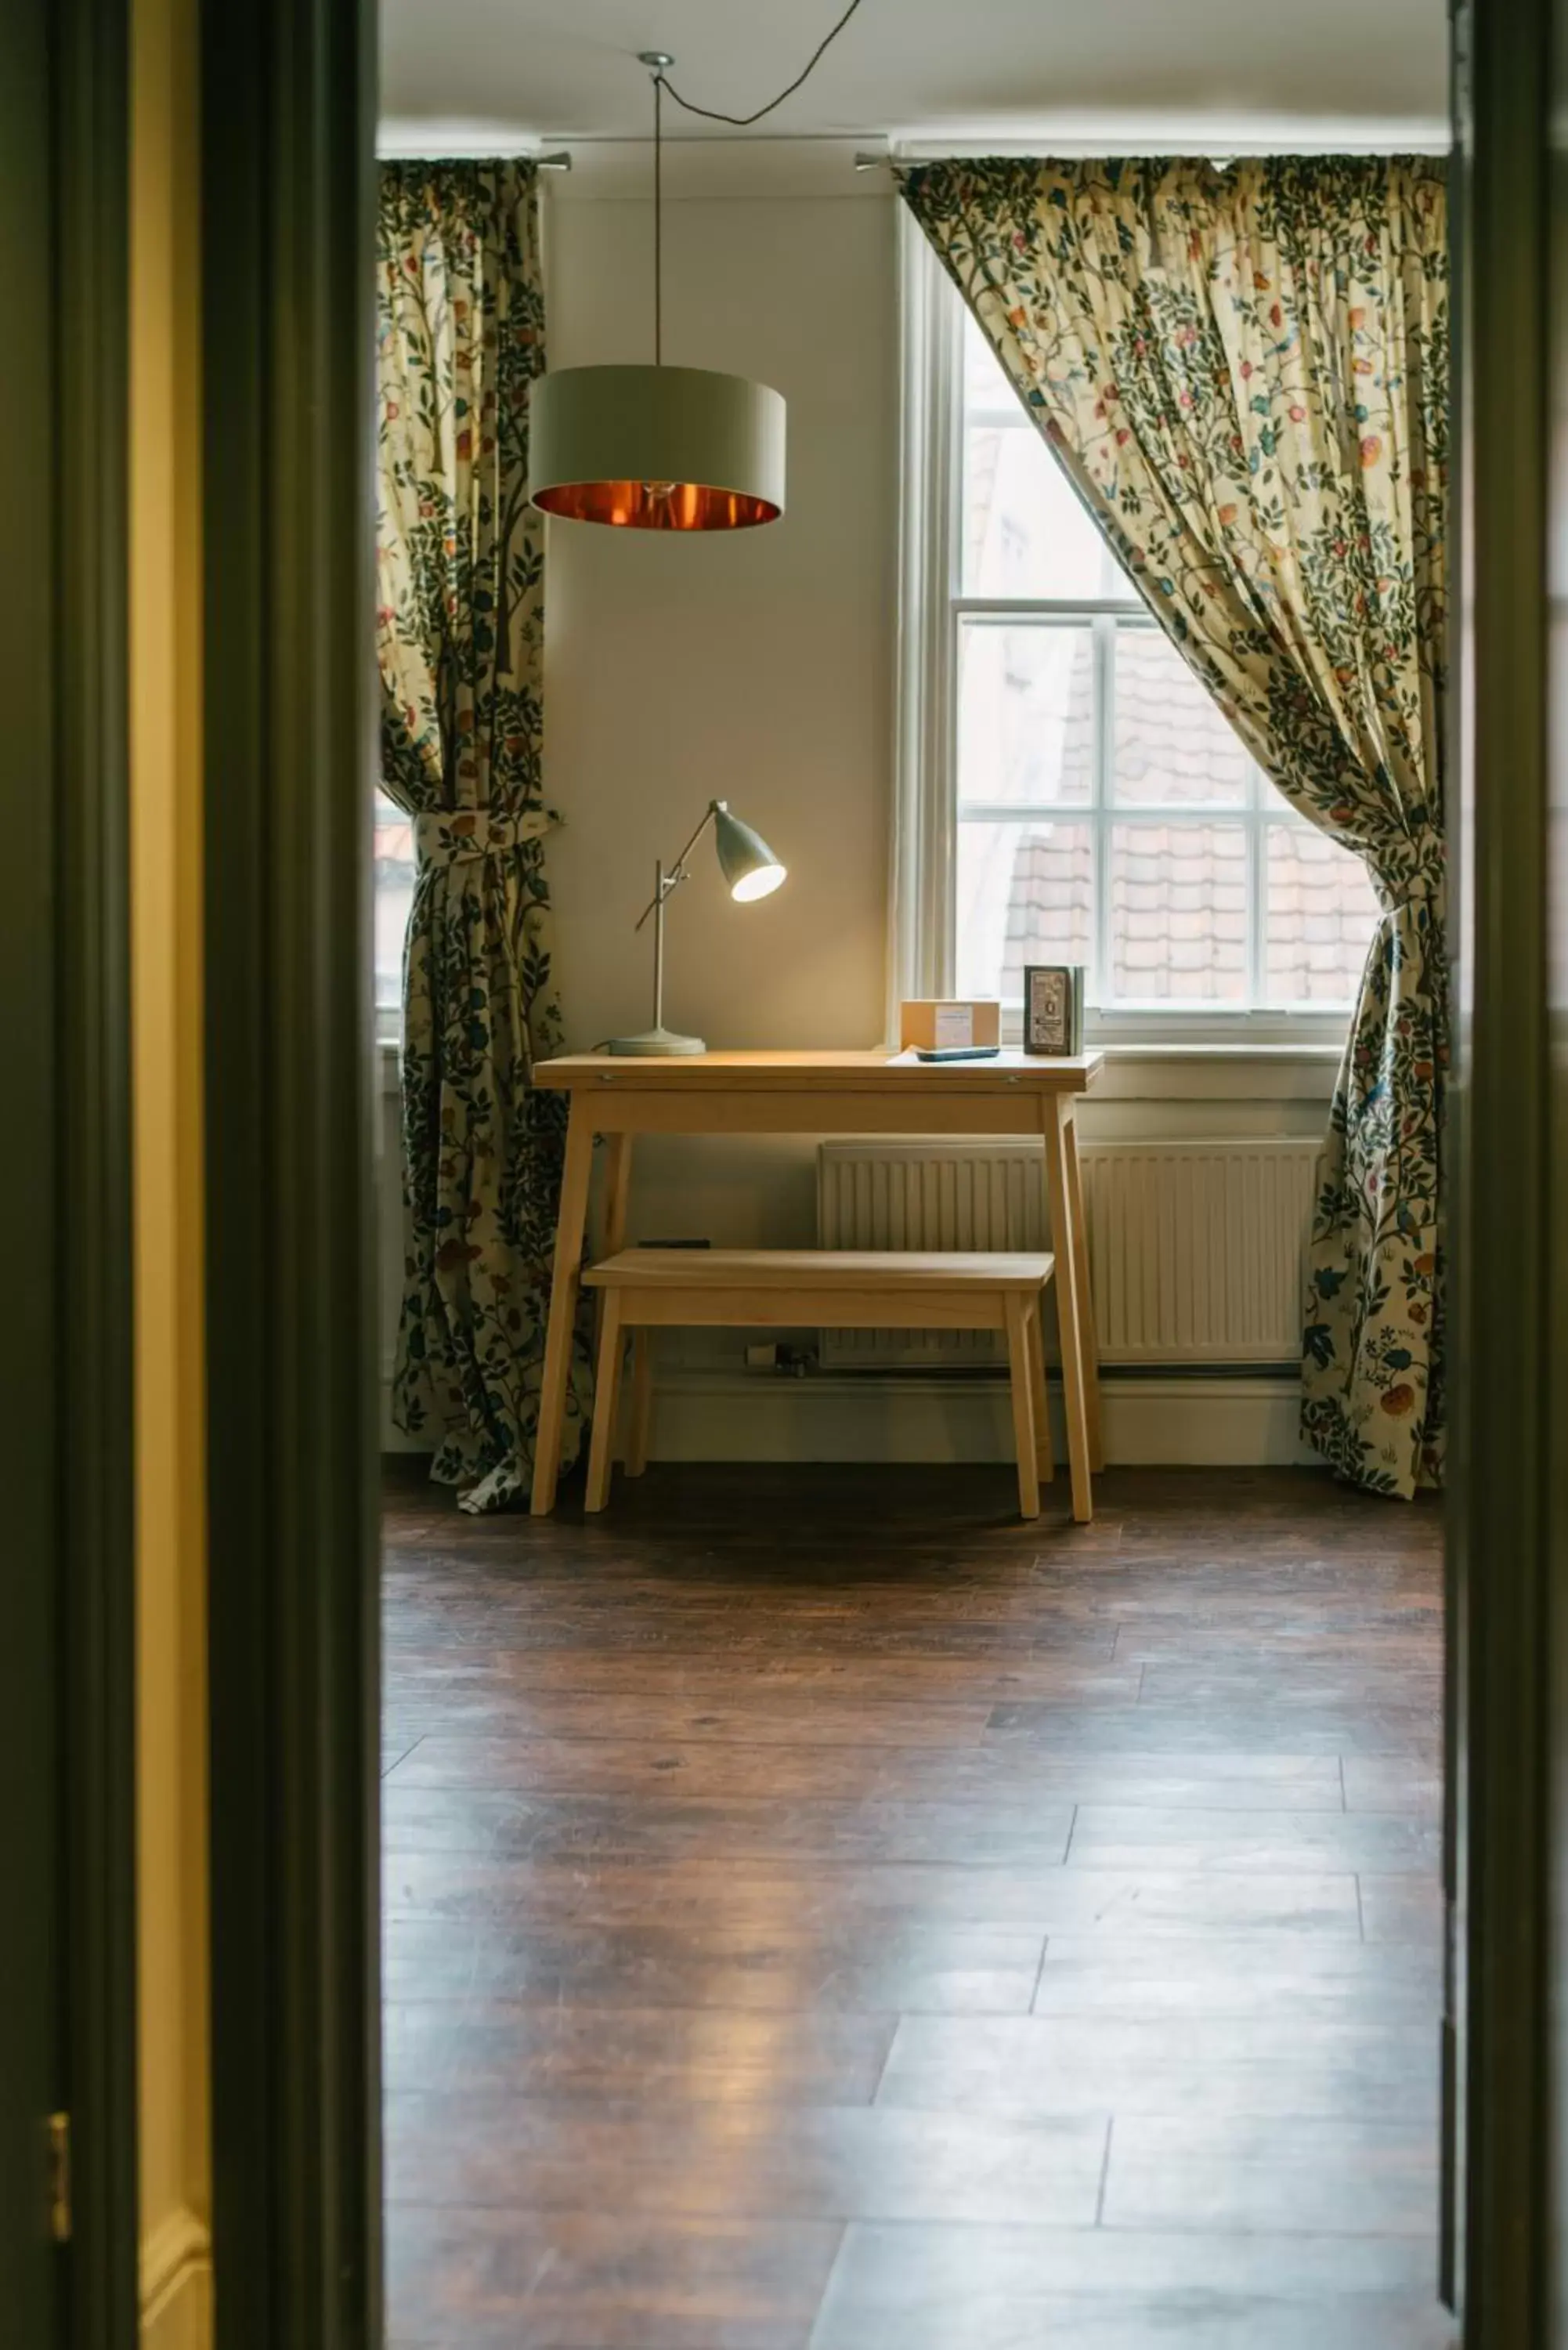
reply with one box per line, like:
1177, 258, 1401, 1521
544, 182, 897, 1066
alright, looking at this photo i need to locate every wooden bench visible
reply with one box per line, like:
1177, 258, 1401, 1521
580, 1249, 1060, 1520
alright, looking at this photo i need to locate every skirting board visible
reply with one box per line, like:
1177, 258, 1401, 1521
383, 1368, 1313, 1466
638, 1368, 1312, 1467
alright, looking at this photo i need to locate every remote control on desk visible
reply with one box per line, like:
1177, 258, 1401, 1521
912, 1044, 1003, 1063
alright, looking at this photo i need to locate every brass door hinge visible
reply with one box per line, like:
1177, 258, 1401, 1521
47, 2112, 70, 2243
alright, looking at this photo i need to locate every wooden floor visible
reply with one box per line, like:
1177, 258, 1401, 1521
381, 1459, 1452, 2350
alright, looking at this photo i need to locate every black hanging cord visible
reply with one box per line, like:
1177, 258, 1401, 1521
654, 68, 663, 364
655, 0, 868, 129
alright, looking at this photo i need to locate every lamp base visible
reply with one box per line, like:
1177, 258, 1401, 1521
605, 1025, 707, 1057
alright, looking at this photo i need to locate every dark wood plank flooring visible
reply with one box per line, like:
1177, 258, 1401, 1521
381, 1460, 1451, 2350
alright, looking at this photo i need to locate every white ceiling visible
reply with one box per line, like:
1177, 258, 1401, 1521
379, 0, 1449, 146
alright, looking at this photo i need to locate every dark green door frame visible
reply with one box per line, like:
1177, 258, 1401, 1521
0, 0, 139, 2345
179, 0, 1568, 2343
199, 1, 382, 2345
1451, 0, 1568, 2337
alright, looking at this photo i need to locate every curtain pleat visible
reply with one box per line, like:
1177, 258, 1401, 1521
901, 156, 1448, 1497
376, 159, 592, 1512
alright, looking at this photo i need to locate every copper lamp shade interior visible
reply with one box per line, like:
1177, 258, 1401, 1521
531, 479, 779, 530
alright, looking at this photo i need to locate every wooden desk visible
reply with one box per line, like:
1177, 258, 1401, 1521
529, 1049, 1105, 1520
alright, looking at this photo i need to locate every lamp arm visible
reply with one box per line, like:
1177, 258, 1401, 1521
632, 799, 725, 931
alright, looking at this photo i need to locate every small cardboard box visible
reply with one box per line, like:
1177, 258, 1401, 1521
899, 999, 1002, 1052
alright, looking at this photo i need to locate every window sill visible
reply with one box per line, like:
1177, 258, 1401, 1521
1091, 1040, 1342, 1101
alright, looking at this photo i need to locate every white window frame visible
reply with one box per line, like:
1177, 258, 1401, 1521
373, 786, 411, 1044
890, 208, 1360, 1050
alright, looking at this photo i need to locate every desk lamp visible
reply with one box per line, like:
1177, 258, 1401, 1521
609, 798, 786, 1055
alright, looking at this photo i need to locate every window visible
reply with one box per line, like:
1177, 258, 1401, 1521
900, 226, 1379, 1040
374, 790, 415, 1023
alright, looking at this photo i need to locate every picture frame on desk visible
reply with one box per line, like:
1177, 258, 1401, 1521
1022, 965, 1084, 1057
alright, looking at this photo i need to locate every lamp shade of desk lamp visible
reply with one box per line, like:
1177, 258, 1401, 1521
714, 804, 786, 901
609, 798, 786, 1056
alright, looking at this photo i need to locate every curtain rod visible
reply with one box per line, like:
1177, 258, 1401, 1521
381, 141, 1443, 172
375, 144, 573, 167
854, 142, 1448, 171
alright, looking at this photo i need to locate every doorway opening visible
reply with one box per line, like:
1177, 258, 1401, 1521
369, 13, 1457, 2343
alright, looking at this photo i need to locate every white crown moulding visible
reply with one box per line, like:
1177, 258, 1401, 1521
373, 114, 1449, 210
376, 111, 1450, 170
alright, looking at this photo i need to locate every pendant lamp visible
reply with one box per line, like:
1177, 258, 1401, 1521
529, 55, 786, 530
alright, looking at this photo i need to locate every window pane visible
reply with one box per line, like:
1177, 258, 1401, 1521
963, 315, 1125, 600
963, 424, 1123, 601
957, 620, 1095, 809
1265, 823, 1382, 1003
374, 790, 415, 1010
964, 306, 1019, 410
956, 819, 1093, 1000
1113, 627, 1252, 806
1109, 822, 1248, 1001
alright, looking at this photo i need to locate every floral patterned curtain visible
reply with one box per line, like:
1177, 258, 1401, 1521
377, 160, 591, 1512
901, 157, 1448, 1499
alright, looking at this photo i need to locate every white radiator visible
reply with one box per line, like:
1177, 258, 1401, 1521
815, 1137, 1320, 1370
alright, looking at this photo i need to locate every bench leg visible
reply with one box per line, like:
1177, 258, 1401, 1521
584, 1290, 625, 1513
624, 1331, 652, 1477
1042, 1098, 1095, 1525
1027, 1294, 1053, 1484
1004, 1293, 1042, 1521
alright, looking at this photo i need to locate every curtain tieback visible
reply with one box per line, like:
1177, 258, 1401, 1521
1372, 846, 1445, 917
413, 807, 558, 870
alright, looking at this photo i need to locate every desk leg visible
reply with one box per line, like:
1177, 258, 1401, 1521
600, 1130, 634, 1261
1061, 1101, 1104, 1472
531, 1096, 595, 1516
1042, 1096, 1095, 1524
597, 1129, 634, 1342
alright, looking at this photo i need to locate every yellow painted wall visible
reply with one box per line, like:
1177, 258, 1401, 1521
130, 0, 211, 2340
